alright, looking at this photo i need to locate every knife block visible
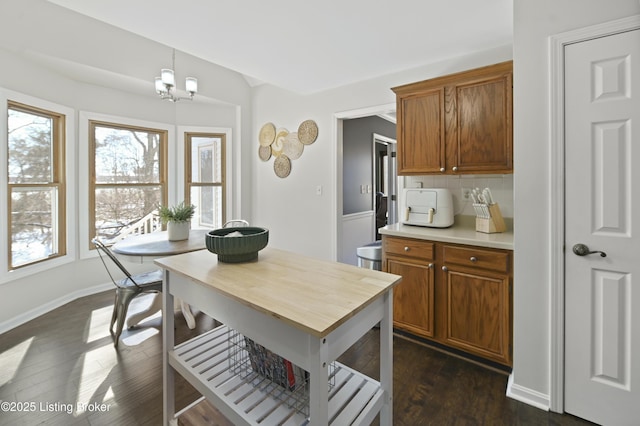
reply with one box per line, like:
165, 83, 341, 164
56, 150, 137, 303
476, 203, 507, 233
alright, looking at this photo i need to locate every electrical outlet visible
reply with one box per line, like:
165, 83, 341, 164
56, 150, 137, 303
461, 188, 472, 200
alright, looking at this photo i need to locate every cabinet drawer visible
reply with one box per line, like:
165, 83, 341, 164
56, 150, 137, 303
384, 237, 435, 261
443, 245, 510, 273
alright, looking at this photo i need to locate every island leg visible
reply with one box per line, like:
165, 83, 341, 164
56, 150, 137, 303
308, 336, 329, 425
379, 289, 393, 425
162, 270, 177, 425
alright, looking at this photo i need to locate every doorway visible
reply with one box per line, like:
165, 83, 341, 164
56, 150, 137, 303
335, 104, 396, 265
373, 133, 397, 240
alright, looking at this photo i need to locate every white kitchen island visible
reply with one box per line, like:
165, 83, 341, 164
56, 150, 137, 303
156, 247, 401, 426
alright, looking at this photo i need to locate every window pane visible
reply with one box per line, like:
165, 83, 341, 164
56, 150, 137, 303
95, 186, 162, 243
191, 186, 222, 229
8, 109, 53, 184
191, 137, 222, 183
11, 187, 57, 267
94, 126, 161, 184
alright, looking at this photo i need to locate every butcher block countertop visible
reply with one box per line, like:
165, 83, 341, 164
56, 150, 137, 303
155, 247, 402, 338
379, 216, 514, 250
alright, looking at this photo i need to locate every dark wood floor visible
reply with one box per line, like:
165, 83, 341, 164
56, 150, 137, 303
0, 290, 596, 426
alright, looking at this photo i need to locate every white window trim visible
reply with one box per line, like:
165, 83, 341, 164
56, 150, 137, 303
0, 88, 76, 285
78, 111, 176, 259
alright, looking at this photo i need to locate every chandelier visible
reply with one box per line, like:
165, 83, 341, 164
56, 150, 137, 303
155, 49, 198, 102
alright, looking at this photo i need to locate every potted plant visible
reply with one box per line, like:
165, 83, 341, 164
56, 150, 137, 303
158, 201, 196, 241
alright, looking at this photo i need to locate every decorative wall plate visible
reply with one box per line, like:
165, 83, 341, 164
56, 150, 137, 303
258, 145, 272, 161
259, 122, 276, 147
271, 128, 288, 156
282, 132, 304, 160
274, 155, 291, 178
298, 119, 318, 145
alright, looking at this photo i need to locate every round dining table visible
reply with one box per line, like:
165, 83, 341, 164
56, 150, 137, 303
112, 229, 209, 329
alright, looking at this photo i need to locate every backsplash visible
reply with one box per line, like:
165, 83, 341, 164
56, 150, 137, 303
403, 175, 514, 219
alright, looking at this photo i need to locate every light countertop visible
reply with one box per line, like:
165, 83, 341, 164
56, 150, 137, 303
155, 247, 402, 337
379, 216, 514, 250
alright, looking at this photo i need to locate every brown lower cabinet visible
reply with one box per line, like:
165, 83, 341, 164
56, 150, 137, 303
383, 235, 512, 366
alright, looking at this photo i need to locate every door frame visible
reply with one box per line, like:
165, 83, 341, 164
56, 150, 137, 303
372, 133, 397, 235
334, 103, 396, 262
549, 14, 640, 413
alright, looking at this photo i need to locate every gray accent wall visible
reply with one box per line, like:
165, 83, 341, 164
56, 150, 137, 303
342, 116, 396, 215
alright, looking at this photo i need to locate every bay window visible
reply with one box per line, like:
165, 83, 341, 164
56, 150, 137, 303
185, 133, 225, 229
89, 120, 167, 244
7, 101, 66, 269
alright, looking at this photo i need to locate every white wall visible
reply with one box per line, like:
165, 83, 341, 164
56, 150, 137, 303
511, 0, 640, 410
0, 0, 253, 332
251, 45, 513, 261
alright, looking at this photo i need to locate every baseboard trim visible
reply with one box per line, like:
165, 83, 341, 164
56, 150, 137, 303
0, 282, 112, 335
506, 374, 550, 411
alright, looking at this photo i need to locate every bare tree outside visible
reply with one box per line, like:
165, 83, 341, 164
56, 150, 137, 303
8, 106, 60, 268
92, 123, 166, 243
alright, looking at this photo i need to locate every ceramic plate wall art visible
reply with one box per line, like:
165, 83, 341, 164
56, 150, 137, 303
257, 119, 317, 177
282, 132, 304, 160
259, 122, 276, 147
298, 120, 318, 145
271, 128, 288, 157
273, 155, 291, 178
258, 145, 272, 161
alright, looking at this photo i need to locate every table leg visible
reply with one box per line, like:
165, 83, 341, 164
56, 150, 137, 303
126, 294, 196, 329
126, 293, 162, 328
181, 300, 196, 329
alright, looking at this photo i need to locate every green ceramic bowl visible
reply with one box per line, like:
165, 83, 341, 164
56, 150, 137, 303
205, 227, 269, 263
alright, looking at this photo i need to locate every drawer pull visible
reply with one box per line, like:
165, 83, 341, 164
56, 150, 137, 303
404, 246, 410, 252
470, 256, 478, 263
442, 266, 448, 272
428, 263, 434, 269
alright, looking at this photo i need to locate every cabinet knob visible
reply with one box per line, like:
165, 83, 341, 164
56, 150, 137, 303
428, 263, 434, 269
404, 246, 410, 252
470, 256, 478, 263
440, 167, 445, 173
452, 166, 458, 172
442, 266, 448, 272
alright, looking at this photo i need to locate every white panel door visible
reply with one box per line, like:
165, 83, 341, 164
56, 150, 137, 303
565, 28, 640, 426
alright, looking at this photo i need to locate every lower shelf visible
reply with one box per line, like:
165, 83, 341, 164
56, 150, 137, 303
169, 325, 383, 425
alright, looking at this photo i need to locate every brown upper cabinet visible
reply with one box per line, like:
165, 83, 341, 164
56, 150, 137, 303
392, 61, 513, 175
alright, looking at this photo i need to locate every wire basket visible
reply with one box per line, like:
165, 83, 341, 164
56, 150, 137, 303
227, 329, 335, 417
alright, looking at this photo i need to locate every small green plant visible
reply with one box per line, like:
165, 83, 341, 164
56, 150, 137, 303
158, 201, 196, 223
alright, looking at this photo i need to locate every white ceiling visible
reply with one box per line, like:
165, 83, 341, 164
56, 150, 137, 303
47, 0, 513, 95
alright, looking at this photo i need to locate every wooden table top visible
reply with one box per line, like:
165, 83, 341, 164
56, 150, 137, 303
112, 229, 208, 257
154, 247, 402, 337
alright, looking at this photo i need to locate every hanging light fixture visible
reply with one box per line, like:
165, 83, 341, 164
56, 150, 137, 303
155, 49, 198, 102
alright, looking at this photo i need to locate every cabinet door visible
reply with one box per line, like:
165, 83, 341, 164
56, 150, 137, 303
442, 267, 511, 365
387, 258, 435, 338
447, 71, 513, 173
396, 89, 445, 174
